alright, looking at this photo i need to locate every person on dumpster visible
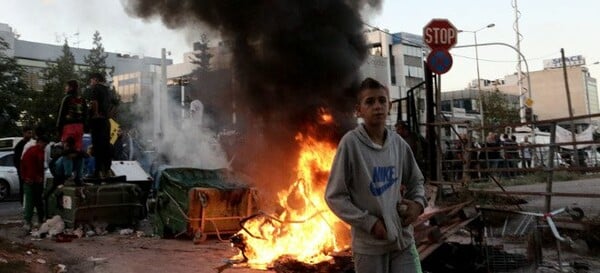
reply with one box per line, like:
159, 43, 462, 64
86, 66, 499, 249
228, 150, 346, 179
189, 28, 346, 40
87, 72, 112, 179
56, 79, 87, 185
325, 77, 427, 273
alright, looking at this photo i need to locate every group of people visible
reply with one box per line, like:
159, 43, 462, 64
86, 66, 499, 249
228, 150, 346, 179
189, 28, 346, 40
13, 73, 113, 231
443, 132, 535, 181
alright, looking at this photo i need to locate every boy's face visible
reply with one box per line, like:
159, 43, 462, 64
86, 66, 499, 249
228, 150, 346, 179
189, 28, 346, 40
356, 87, 390, 126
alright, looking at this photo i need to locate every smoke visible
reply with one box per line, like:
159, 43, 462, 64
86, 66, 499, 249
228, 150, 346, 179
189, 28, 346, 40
127, 81, 229, 170
122, 0, 381, 195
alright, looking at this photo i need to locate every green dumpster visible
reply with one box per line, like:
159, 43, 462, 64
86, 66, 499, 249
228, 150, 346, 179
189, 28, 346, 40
150, 168, 257, 242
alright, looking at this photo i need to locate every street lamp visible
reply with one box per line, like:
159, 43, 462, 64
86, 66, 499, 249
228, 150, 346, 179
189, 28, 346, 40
458, 23, 495, 135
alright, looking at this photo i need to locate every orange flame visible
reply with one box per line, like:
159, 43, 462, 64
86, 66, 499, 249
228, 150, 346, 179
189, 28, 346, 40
318, 107, 333, 124
233, 131, 350, 269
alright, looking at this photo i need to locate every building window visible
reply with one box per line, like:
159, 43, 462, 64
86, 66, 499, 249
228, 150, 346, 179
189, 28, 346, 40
441, 100, 452, 112
405, 76, 422, 88
404, 55, 421, 67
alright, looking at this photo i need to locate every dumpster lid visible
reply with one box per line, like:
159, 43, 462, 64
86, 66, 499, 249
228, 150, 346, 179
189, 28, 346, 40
111, 160, 152, 182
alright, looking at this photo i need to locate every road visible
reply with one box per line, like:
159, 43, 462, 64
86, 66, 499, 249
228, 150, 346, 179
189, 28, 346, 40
0, 200, 20, 218
499, 177, 600, 218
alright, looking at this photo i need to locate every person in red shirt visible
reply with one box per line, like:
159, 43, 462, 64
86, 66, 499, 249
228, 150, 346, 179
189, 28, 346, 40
20, 135, 49, 231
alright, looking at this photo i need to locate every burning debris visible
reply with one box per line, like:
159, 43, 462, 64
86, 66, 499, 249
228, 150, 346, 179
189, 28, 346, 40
225, 133, 345, 269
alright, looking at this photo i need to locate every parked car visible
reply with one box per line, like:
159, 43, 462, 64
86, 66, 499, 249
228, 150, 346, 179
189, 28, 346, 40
0, 137, 23, 151
0, 151, 53, 201
585, 150, 600, 167
0, 151, 19, 201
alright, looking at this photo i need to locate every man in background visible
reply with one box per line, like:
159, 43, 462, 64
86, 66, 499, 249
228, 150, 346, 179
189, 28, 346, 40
13, 126, 33, 205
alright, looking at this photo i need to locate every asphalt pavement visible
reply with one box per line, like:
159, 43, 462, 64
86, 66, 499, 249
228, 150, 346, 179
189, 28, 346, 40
503, 176, 600, 218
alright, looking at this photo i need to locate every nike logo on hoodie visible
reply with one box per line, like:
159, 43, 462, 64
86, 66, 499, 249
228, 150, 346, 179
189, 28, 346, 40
369, 166, 398, 196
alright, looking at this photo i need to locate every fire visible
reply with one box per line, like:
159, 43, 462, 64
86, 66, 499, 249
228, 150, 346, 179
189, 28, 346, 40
233, 131, 350, 269
318, 107, 333, 124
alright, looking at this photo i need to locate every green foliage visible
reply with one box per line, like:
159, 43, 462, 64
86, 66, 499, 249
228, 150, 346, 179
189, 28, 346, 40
482, 90, 520, 129
0, 37, 34, 137
81, 31, 113, 81
23, 40, 79, 139
80, 31, 121, 120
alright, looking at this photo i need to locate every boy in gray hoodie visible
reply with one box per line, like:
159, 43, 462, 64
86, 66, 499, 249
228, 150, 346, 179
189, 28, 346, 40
325, 77, 426, 273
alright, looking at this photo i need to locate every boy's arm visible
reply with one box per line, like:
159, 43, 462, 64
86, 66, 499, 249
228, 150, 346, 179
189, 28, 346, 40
325, 143, 379, 233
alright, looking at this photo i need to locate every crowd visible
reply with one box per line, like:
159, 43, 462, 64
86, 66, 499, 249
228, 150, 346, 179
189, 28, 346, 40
13, 73, 114, 231
443, 132, 536, 181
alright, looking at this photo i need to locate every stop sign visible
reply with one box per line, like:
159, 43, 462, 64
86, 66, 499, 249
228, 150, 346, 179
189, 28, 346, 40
423, 19, 457, 50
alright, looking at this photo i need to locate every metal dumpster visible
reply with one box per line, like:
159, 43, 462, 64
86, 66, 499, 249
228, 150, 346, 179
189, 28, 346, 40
150, 167, 257, 242
47, 183, 145, 228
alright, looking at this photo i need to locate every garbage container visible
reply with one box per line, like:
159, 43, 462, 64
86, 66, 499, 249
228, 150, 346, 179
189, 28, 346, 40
151, 167, 257, 242
47, 183, 144, 228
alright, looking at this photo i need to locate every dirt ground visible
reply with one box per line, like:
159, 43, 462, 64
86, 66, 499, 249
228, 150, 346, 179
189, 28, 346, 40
2, 214, 600, 273
2, 178, 600, 273
0, 216, 272, 273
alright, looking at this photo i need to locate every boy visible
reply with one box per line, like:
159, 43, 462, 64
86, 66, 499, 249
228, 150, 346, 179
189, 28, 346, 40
325, 78, 427, 273
21, 135, 49, 231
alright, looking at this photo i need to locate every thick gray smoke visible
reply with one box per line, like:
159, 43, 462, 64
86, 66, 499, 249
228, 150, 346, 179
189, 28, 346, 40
123, 0, 381, 194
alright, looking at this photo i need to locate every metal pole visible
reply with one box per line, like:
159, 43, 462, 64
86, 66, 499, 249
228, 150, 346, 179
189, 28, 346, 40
545, 123, 556, 213
474, 32, 486, 140
180, 77, 185, 119
561, 48, 579, 166
425, 62, 437, 181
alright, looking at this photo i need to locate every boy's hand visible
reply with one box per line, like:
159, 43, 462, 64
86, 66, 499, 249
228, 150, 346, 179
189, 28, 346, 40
398, 199, 424, 226
371, 219, 387, 240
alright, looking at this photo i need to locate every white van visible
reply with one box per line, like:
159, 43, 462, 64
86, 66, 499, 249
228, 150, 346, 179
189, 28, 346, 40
0, 137, 23, 151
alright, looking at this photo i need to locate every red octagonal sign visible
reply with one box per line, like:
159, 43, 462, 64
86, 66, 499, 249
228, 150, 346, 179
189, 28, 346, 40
423, 19, 457, 50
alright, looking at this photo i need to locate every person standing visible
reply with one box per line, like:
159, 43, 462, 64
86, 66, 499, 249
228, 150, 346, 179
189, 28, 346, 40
520, 136, 533, 169
325, 78, 426, 273
88, 73, 111, 178
13, 126, 33, 205
56, 79, 86, 184
20, 135, 49, 231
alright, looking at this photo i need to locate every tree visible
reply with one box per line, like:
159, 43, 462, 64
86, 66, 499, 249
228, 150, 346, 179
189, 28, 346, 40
0, 37, 32, 137
81, 31, 121, 121
482, 90, 520, 130
23, 40, 79, 139
189, 33, 213, 74
81, 31, 113, 81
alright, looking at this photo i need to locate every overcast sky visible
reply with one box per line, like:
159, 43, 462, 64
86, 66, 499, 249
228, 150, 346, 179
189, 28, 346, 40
2, 0, 599, 92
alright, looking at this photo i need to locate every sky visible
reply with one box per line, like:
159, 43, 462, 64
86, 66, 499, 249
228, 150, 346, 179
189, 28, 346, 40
2, 0, 600, 92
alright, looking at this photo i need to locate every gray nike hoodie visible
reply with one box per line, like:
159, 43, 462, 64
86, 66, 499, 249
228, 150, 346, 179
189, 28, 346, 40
325, 124, 426, 255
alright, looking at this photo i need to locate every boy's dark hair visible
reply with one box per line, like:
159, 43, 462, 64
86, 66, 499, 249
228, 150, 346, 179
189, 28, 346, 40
37, 134, 50, 144
357, 77, 386, 100
66, 79, 79, 92
22, 125, 33, 132
89, 72, 105, 83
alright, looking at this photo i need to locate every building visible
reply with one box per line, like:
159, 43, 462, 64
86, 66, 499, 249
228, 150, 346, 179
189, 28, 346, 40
440, 89, 520, 141
360, 29, 427, 129
0, 22, 171, 99
482, 55, 599, 129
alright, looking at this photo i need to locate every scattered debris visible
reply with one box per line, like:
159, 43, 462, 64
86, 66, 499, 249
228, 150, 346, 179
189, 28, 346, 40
36, 258, 46, 264
31, 215, 65, 238
54, 264, 67, 273
119, 229, 134, 236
